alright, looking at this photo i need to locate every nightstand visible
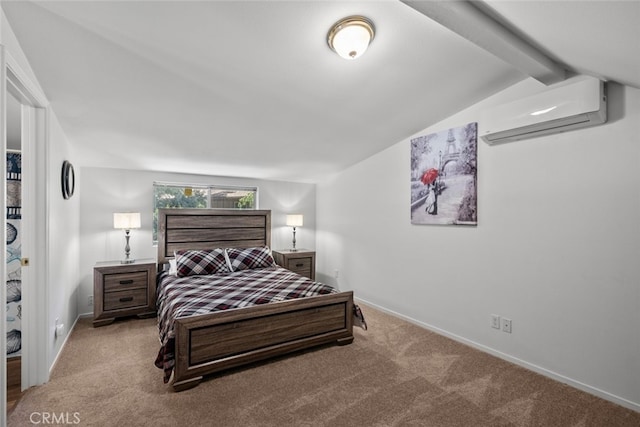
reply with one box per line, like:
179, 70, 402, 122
93, 259, 156, 327
272, 249, 316, 280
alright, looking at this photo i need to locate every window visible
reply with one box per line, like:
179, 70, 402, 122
152, 182, 258, 242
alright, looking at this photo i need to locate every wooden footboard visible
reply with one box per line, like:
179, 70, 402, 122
172, 291, 354, 391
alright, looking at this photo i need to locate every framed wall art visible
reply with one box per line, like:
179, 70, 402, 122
410, 122, 477, 226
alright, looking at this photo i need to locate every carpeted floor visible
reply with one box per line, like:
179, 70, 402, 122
8, 304, 640, 426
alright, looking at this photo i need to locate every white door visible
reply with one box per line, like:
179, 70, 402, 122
1, 46, 49, 426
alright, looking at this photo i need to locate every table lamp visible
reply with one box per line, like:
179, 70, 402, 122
286, 214, 303, 252
113, 212, 141, 263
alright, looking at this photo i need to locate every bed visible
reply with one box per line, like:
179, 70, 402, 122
155, 208, 357, 391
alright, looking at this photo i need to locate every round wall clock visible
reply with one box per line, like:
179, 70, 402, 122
61, 160, 75, 199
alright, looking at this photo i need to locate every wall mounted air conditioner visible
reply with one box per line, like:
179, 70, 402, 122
480, 77, 607, 145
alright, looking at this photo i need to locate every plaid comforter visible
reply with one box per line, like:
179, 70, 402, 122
154, 266, 338, 383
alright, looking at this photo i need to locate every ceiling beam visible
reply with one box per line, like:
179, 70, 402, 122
401, 0, 566, 85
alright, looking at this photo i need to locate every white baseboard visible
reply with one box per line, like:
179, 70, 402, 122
48, 315, 81, 375
356, 297, 640, 413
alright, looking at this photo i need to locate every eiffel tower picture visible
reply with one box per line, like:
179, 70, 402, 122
410, 122, 477, 226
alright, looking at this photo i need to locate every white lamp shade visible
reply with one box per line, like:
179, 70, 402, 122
286, 214, 303, 227
328, 16, 375, 60
113, 212, 141, 230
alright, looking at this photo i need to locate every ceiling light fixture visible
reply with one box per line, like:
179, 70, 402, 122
327, 16, 375, 60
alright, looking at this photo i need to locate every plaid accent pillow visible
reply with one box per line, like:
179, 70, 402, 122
226, 246, 276, 272
174, 248, 230, 277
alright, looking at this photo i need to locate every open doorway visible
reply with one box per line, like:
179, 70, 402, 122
5, 90, 22, 412
2, 47, 49, 425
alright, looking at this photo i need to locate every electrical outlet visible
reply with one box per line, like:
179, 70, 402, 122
88, 295, 93, 306
334, 269, 339, 279
502, 318, 512, 333
490, 314, 501, 329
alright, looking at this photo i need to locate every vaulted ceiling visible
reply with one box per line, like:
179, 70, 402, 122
3, 1, 639, 182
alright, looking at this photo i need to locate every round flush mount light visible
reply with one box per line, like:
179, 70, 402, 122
327, 16, 375, 60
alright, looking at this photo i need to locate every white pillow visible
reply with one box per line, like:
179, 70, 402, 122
168, 258, 177, 276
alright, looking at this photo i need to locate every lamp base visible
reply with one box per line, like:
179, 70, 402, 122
121, 259, 135, 264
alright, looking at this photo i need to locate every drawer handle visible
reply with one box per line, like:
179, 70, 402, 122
119, 297, 134, 302
119, 279, 134, 285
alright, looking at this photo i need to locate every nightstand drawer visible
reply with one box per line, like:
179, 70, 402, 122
104, 271, 148, 292
287, 257, 312, 272
104, 288, 148, 311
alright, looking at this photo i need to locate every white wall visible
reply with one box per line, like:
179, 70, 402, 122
1, 10, 43, 97
316, 77, 640, 410
46, 111, 80, 369
78, 167, 316, 315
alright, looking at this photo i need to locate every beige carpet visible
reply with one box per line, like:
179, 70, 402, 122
9, 304, 640, 426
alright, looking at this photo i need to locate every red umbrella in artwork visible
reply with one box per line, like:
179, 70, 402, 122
420, 168, 439, 185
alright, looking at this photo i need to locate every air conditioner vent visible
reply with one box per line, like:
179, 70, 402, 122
481, 77, 606, 145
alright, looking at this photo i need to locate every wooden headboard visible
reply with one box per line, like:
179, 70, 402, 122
157, 209, 271, 265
